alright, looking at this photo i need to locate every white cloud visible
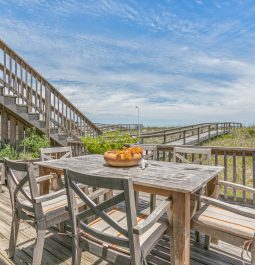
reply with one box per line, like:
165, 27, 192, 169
1, 1, 255, 125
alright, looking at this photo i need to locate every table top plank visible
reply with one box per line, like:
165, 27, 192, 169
35, 155, 224, 193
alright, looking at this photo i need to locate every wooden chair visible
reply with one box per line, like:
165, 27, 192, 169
5, 158, 71, 264
191, 181, 255, 264
64, 169, 170, 265
5, 158, 107, 265
40, 146, 72, 161
173, 146, 211, 165
40, 146, 73, 191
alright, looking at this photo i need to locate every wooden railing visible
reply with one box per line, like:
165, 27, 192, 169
0, 39, 101, 139
156, 145, 255, 204
95, 123, 143, 132
137, 122, 242, 144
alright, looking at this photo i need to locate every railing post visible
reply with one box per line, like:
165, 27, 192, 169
45, 86, 51, 138
183, 131, 186, 145
197, 127, 200, 145
163, 133, 166, 144
1, 110, 8, 144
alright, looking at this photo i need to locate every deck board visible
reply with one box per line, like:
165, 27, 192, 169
0, 187, 251, 265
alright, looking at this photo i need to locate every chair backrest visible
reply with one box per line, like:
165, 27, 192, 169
131, 144, 157, 160
4, 159, 43, 218
173, 147, 211, 165
64, 169, 140, 262
40, 146, 72, 161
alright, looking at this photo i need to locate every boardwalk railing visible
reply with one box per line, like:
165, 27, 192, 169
95, 123, 143, 132
137, 122, 242, 144
0, 39, 101, 139
156, 145, 255, 204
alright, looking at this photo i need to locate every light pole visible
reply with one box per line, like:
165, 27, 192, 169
136, 105, 140, 139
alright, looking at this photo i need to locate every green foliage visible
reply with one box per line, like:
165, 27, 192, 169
20, 127, 50, 158
18, 152, 36, 160
81, 131, 138, 154
0, 144, 19, 160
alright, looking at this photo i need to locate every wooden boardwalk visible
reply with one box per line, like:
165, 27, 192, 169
0, 186, 251, 265
168, 130, 225, 145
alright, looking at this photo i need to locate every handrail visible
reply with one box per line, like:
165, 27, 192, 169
0, 39, 102, 139
132, 122, 213, 137
138, 122, 242, 144
155, 144, 255, 204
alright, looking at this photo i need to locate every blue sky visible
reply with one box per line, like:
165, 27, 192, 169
0, 0, 255, 126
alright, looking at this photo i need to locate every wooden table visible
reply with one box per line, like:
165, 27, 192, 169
35, 155, 223, 265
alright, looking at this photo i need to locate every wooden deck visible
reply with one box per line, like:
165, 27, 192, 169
0, 186, 251, 265
168, 130, 225, 145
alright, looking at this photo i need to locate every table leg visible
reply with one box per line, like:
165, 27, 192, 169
39, 166, 50, 195
170, 192, 190, 265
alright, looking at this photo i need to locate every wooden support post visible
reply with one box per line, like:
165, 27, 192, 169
197, 128, 200, 145
183, 131, 186, 145
17, 122, 25, 142
9, 116, 16, 147
45, 86, 51, 138
28, 74, 33, 113
1, 110, 8, 144
170, 192, 190, 265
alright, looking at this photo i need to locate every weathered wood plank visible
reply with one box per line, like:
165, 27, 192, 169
0, 185, 251, 265
35, 155, 223, 194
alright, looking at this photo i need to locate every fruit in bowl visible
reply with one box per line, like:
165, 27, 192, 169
104, 146, 143, 167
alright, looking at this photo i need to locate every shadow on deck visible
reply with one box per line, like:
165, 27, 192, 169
0, 187, 250, 265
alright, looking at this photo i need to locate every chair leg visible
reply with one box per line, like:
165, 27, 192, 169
150, 194, 156, 213
204, 235, 211, 250
72, 234, 82, 265
58, 222, 65, 233
195, 231, 200, 242
134, 191, 139, 209
32, 228, 46, 265
251, 234, 255, 265
8, 214, 20, 258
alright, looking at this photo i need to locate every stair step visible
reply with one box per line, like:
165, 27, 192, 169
38, 120, 46, 129
28, 113, 39, 121
16, 104, 27, 113
57, 134, 67, 141
4, 95, 16, 105
50, 128, 59, 134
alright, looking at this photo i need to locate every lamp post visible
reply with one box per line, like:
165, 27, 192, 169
136, 105, 140, 139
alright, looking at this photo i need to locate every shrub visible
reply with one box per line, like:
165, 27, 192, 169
81, 131, 138, 154
18, 152, 37, 160
0, 144, 19, 160
20, 127, 50, 158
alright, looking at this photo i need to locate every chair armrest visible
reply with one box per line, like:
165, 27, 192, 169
218, 180, 255, 194
33, 188, 66, 203
36, 174, 56, 183
200, 195, 255, 219
133, 199, 171, 235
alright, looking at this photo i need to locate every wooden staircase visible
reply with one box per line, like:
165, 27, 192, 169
0, 39, 101, 147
